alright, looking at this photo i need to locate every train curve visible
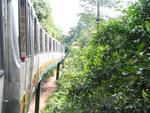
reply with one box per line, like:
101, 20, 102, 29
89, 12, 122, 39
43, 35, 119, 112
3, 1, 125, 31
0, 0, 65, 113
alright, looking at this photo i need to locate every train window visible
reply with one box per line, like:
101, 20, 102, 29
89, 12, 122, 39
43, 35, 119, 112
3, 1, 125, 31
51, 39, 53, 52
58, 45, 60, 52
37, 25, 40, 53
59, 46, 61, 52
52, 40, 54, 52
49, 38, 51, 51
30, 9, 34, 55
60, 46, 62, 52
57, 43, 58, 52
0, 3, 3, 68
45, 34, 47, 52
61, 46, 63, 53
57, 44, 59, 52
26, 4, 32, 55
47, 37, 49, 52
55, 42, 56, 52
58, 45, 59, 52
34, 18, 38, 54
40, 28, 43, 52
19, 0, 27, 61
57, 43, 59, 52
53, 40, 55, 52
56, 42, 58, 52
58, 44, 59, 52
55, 42, 57, 52
61, 46, 64, 53
61, 46, 63, 52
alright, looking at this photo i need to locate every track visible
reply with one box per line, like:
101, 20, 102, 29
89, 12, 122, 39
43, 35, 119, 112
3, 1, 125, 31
28, 75, 57, 113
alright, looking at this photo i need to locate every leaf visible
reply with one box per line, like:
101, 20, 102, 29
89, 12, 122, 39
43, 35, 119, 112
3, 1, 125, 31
135, 43, 145, 56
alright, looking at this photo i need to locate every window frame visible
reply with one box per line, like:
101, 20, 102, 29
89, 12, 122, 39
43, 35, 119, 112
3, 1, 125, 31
0, 0, 3, 68
47, 36, 49, 52
40, 28, 43, 53
45, 34, 47, 52
26, 3, 32, 56
49, 37, 51, 52
53, 40, 55, 52
34, 18, 38, 54
19, 0, 28, 61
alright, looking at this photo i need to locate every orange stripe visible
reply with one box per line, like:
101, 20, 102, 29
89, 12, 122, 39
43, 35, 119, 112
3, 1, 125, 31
20, 58, 64, 113
32, 60, 53, 86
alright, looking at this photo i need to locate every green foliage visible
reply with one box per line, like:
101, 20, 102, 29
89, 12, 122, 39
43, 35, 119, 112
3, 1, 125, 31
32, 0, 63, 40
43, 0, 150, 113
63, 13, 96, 49
80, 0, 114, 14
42, 69, 55, 81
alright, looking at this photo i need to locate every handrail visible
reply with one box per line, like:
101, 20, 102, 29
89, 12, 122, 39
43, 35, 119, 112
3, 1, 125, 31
0, 69, 4, 78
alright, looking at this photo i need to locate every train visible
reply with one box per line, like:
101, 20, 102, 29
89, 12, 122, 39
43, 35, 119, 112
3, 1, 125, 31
0, 0, 65, 113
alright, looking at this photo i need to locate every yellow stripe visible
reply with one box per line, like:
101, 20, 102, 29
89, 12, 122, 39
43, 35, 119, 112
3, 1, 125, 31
32, 60, 54, 86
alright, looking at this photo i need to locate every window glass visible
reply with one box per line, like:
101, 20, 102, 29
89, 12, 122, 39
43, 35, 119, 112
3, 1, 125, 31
56, 42, 58, 52
49, 38, 51, 51
58, 45, 60, 52
47, 37, 49, 52
30, 9, 34, 55
40, 28, 43, 52
34, 18, 38, 54
45, 34, 47, 52
0, 2, 3, 68
19, 0, 27, 60
26, 4, 32, 55
61, 46, 62, 52
42, 32, 45, 52
53, 40, 55, 52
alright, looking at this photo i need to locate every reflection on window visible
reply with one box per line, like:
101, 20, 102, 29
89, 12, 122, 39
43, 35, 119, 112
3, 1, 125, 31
34, 18, 38, 54
40, 28, 43, 52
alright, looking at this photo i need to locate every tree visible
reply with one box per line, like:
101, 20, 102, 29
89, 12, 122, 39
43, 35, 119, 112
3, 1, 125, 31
32, 0, 63, 40
43, 0, 150, 113
80, 0, 115, 14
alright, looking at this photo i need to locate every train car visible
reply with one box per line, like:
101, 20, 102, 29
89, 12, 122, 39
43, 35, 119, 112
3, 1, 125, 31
0, 0, 4, 112
0, 0, 65, 113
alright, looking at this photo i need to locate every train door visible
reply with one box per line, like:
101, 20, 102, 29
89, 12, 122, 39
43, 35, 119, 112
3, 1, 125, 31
0, 0, 4, 112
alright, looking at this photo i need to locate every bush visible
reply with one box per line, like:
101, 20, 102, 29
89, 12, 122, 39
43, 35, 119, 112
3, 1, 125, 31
43, 0, 150, 113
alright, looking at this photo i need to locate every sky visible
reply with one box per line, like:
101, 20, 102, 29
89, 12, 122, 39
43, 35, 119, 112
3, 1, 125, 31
49, 0, 82, 34
49, 0, 137, 35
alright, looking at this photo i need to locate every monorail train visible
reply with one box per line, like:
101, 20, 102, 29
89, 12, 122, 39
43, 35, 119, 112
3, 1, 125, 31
0, 0, 65, 113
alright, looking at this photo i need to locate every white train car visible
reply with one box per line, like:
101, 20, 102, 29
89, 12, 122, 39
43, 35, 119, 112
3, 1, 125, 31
0, 0, 65, 113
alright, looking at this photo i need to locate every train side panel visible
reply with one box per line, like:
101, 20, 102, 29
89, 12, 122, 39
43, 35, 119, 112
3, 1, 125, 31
3, 0, 21, 113
19, 1, 66, 113
1, 0, 66, 113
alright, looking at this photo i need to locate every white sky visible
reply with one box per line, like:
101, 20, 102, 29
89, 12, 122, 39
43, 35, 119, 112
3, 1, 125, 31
49, 0, 137, 34
49, 0, 82, 34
